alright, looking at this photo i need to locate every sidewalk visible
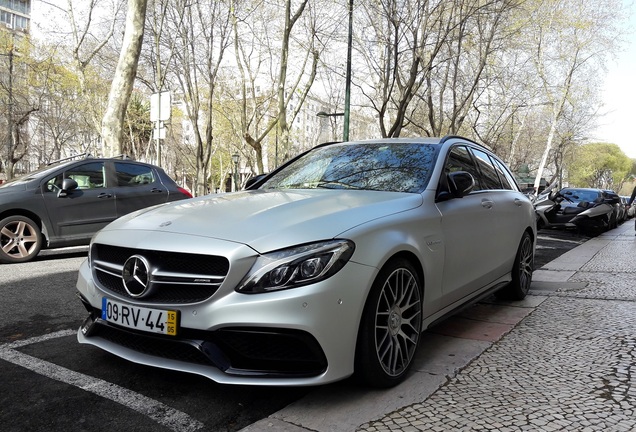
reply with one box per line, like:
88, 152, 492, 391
241, 223, 636, 432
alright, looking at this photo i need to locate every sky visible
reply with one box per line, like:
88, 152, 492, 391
592, 0, 636, 158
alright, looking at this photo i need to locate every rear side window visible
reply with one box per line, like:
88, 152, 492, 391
491, 157, 519, 191
115, 163, 156, 187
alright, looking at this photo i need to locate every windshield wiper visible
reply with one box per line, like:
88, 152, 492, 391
316, 181, 361, 190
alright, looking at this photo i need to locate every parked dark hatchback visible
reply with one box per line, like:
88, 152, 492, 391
0, 155, 192, 263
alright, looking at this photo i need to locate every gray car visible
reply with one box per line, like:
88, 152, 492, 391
0, 155, 192, 263
76, 136, 536, 387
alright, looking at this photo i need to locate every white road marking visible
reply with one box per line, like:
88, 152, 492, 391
536, 235, 584, 245
0, 330, 205, 432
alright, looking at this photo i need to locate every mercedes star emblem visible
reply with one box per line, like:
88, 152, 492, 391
122, 255, 151, 298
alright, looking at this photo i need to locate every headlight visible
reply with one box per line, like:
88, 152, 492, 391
236, 240, 355, 294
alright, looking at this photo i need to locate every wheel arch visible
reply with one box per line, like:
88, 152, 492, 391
525, 225, 536, 243
384, 250, 425, 296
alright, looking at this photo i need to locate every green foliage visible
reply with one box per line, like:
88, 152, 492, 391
568, 143, 632, 188
123, 92, 152, 159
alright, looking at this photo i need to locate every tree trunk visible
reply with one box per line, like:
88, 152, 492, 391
102, 0, 148, 157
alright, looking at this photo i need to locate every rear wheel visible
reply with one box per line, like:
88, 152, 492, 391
355, 258, 422, 388
609, 213, 617, 230
496, 232, 533, 300
0, 215, 43, 264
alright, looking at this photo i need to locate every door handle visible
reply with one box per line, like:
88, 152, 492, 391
151, 188, 163, 193
97, 193, 113, 199
481, 199, 494, 209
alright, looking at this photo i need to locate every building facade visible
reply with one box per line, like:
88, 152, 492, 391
0, 0, 30, 32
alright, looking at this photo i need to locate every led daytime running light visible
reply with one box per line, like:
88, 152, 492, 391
237, 240, 355, 293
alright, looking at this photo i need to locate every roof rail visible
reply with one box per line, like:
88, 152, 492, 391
46, 153, 94, 165
111, 154, 132, 160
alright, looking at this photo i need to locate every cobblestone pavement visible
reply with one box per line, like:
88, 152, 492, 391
357, 229, 636, 432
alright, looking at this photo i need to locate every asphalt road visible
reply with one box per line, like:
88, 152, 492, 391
533, 226, 591, 269
0, 227, 594, 432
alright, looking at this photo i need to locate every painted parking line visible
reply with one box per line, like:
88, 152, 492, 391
0, 330, 204, 432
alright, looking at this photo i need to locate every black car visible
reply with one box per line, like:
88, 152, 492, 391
0, 155, 192, 263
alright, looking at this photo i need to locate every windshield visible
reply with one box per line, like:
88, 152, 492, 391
261, 142, 439, 193
561, 189, 601, 203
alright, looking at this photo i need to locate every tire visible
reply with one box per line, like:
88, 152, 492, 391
355, 258, 422, 388
496, 232, 534, 301
0, 215, 43, 264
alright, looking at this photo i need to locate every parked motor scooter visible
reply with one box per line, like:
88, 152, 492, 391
534, 188, 619, 235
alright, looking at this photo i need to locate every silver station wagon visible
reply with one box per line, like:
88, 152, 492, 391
76, 136, 536, 387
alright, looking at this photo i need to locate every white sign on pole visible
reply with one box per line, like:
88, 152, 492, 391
150, 91, 171, 121
153, 122, 167, 139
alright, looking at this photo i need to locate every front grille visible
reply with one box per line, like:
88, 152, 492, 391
91, 244, 230, 304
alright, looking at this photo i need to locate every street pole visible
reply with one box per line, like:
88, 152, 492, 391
232, 153, 239, 191
343, 0, 353, 142
7, 46, 14, 178
275, 125, 279, 168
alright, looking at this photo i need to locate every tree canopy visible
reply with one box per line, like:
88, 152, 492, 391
0, 0, 631, 194
569, 142, 632, 190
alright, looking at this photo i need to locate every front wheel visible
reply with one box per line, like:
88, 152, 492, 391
355, 258, 422, 388
0, 215, 43, 264
496, 232, 534, 300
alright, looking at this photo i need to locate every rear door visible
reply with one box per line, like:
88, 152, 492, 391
470, 147, 528, 277
42, 161, 117, 242
110, 161, 170, 217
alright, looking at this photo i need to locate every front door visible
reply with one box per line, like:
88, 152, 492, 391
42, 161, 117, 243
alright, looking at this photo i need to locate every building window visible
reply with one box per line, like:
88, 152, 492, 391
1, 0, 30, 14
0, 10, 11, 25
14, 14, 27, 29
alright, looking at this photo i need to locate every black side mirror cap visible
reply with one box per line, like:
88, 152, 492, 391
58, 178, 78, 197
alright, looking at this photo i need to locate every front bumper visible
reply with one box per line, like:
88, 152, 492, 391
76, 257, 377, 386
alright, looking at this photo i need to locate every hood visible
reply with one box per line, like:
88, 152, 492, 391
101, 189, 423, 252
0, 181, 28, 194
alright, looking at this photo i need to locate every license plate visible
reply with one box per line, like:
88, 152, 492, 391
101, 297, 178, 336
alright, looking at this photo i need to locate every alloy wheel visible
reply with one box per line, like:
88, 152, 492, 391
0, 217, 41, 262
517, 234, 534, 295
374, 267, 422, 377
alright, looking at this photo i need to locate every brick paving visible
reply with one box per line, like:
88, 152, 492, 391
358, 228, 636, 432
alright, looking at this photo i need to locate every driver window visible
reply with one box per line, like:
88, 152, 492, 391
46, 162, 105, 192
444, 146, 483, 191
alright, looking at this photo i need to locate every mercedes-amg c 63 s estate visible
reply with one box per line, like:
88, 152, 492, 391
76, 136, 536, 387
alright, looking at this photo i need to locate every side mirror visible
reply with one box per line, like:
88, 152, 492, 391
244, 174, 268, 190
447, 171, 475, 198
58, 178, 78, 197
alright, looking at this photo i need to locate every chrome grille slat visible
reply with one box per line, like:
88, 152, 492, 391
94, 260, 124, 277
152, 270, 225, 282
152, 281, 223, 287
91, 243, 230, 304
